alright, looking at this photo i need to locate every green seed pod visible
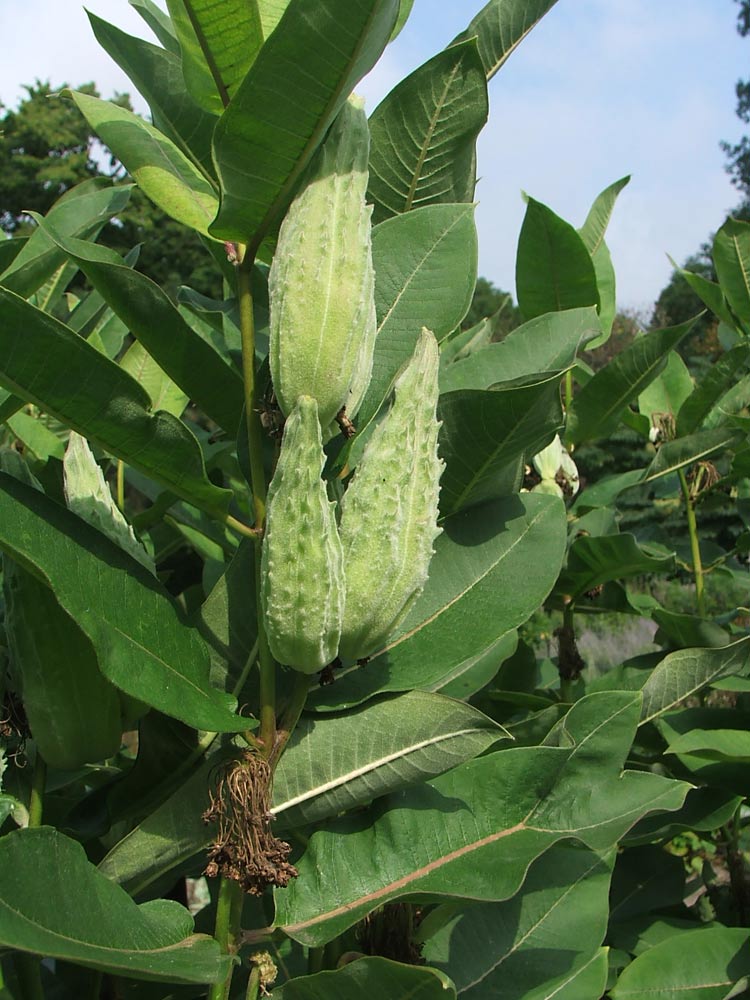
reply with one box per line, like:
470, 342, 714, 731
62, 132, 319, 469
261, 395, 345, 672
269, 95, 376, 428
338, 329, 444, 662
3, 562, 123, 769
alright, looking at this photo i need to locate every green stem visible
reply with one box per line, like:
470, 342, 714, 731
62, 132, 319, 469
269, 671, 310, 769
116, 459, 125, 512
678, 469, 706, 617
13, 956, 43, 1000
27, 753, 45, 829
207, 878, 243, 1000
245, 967, 261, 1000
564, 370, 573, 411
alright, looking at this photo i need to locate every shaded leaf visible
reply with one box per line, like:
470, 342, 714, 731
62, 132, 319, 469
676, 343, 750, 435
438, 371, 565, 517
119, 340, 189, 418
566, 321, 696, 445
65, 90, 219, 236
210, 0, 399, 244
0, 474, 245, 733
272, 691, 508, 830
367, 40, 488, 223
640, 636, 750, 725
713, 217, 750, 329
423, 845, 613, 999
309, 493, 567, 710
643, 427, 745, 484
516, 196, 599, 321
273, 958, 456, 999
638, 351, 694, 423
453, 0, 559, 80
557, 534, 674, 601
130, 0, 180, 52
664, 728, 750, 762
274, 692, 690, 946
0, 287, 231, 517
0, 827, 231, 983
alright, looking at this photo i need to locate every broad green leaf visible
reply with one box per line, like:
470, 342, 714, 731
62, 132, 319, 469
367, 40, 488, 223
357, 204, 477, 428
652, 609, 730, 650
89, 12, 217, 180
516, 196, 599, 321
453, 0, 559, 80
130, 0, 180, 52
566, 321, 696, 445
579, 176, 630, 255
438, 371, 565, 517
166, 0, 263, 115
638, 351, 694, 422
120, 340, 189, 418
655, 708, 750, 798
37, 224, 244, 433
713, 217, 750, 328
0, 474, 245, 732
704, 372, 750, 428
423, 845, 612, 1000
272, 692, 507, 830
0, 827, 231, 983
310, 493, 567, 710
440, 314, 495, 367
273, 958, 456, 1000
210, 0, 399, 244
625, 786, 743, 846
556, 535, 674, 601
588, 239, 617, 347
274, 692, 690, 945
198, 540, 258, 692
643, 426, 744, 483
610, 925, 750, 1000
258, 0, 290, 36
0, 288, 231, 517
391, 0, 415, 38
65, 90, 219, 236
440, 306, 599, 393
674, 260, 738, 331
676, 343, 750, 435
573, 470, 645, 512
640, 636, 750, 725
664, 728, 750, 762
0, 179, 131, 300
5, 412, 65, 463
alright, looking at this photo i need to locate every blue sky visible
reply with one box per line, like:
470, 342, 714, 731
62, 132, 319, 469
1, 1, 747, 315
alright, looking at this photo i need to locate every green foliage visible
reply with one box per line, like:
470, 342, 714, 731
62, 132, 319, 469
1, 3, 750, 999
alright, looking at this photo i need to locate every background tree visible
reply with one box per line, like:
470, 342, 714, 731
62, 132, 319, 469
462, 275, 521, 338
721, 0, 750, 204
0, 80, 219, 297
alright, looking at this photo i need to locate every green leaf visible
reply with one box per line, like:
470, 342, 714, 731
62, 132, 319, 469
273, 958, 456, 999
566, 321, 696, 445
610, 925, 750, 1000
273, 691, 507, 830
274, 692, 690, 946
391, 0, 414, 38
664, 728, 750, 762
713, 217, 750, 329
37, 224, 244, 434
0, 179, 131, 300
367, 40, 488, 223
0, 287, 231, 517
438, 371, 565, 517
423, 845, 613, 1000
588, 239, 617, 347
676, 343, 750, 435
638, 351, 694, 422
579, 176, 630, 255
5, 412, 65, 463
166, 0, 263, 115
130, 0, 180, 53
516, 196, 599, 321
677, 266, 737, 330
640, 636, 750, 725
453, 0, 560, 80
440, 307, 599, 393
120, 341, 189, 418
357, 204, 477, 428
310, 493, 567, 710
0, 473, 245, 732
65, 90, 219, 236
88, 12, 217, 180
557, 535, 674, 601
0, 827, 231, 983
210, 0, 399, 245
643, 427, 745, 484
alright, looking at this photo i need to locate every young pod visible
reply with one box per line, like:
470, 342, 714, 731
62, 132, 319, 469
269, 95, 376, 428
260, 395, 345, 673
338, 329, 444, 662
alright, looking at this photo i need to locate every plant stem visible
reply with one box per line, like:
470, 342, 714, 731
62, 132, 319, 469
269, 671, 310, 769
678, 469, 706, 617
116, 459, 125, 512
564, 369, 573, 410
27, 752, 45, 829
207, 878, 243, 1000
245, 966, 261, 1000
13, 955, 43, 1000
724, 805, 748, 926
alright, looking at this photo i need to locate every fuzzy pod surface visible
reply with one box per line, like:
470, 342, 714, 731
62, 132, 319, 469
269, 95, 376, 429
338, 328, 444, 662
3, 560, 124, 770
261, 395, 345, 673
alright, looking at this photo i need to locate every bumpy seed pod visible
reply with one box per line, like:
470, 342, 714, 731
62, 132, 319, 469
269, 95, 376, 429
261, 395, 345, 672
338, 329, 444, 662
3, 562, 124, 769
